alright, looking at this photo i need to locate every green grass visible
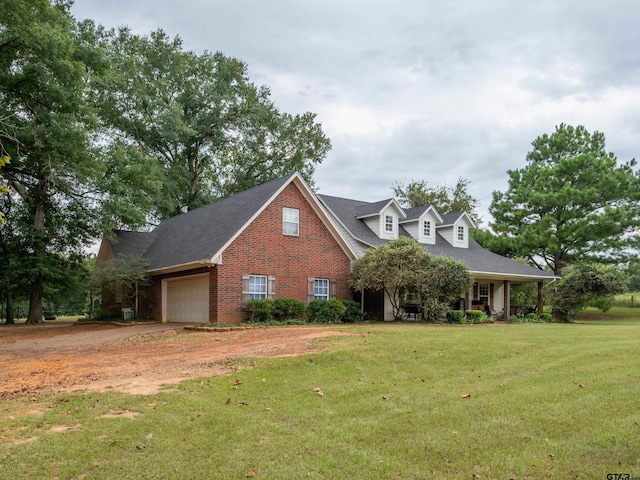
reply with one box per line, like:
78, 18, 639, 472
2, 318, 640, 479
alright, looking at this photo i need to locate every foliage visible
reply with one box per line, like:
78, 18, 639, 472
350, 237, 431, 319
552, 262, 627, 322
392, 177, 481, 225
587, 296, 614, 312
490, 124, 640, 275
350, 237, 471, 320
306, 299, 346, 324
272, 298, 306, 322
446, 310, 466, 324
0, 0, 106, 323
464, 310, 485, 324
92, 255, 151, 315
509, 281, 538, 307
339, 299, 364, 323
246, 299, 275, 323
91, 27, 330, 223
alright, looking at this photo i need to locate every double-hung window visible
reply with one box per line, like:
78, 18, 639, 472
313, 279, 329, 301
242, 274, 276, 308
249, 275, 267, 300
384, 215, 393, 233
283, 207, 299, 236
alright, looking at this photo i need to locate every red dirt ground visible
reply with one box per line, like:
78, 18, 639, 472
0, 322, 351, 398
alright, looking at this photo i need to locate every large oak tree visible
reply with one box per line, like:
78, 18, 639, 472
92, 28, 331, 223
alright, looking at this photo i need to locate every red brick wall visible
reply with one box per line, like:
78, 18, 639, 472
213, 181, 353, 323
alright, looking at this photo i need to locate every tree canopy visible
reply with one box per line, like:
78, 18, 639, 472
392, 177, 481, 225
91, 27, 331, 223
490, 124, 640, 275
349, 237, 471, 320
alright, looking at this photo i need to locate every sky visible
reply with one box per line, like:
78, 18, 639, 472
71, 0, 640, 226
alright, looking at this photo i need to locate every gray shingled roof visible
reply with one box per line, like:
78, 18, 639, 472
319, 194, 555, 280
355, 198, 396, 218
113, 174, 294, 271
402, 206, 430, 221
439, 212, 464, 226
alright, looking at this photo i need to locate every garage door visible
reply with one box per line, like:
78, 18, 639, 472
166, 274, 209, 323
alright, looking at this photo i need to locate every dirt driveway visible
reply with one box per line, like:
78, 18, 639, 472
0, 322, 350, 398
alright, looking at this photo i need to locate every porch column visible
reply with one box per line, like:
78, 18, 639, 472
537, 281, 543, 316
503, 280, 510, 321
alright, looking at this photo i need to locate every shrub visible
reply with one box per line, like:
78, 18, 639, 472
524, 313, 540, 323
246, 299, 275, 323
508, 315, 522, 323
588, 296, 614, 312
339, 300, 364, 323
273, 298, 306, 321
446, 310, 466, 324
465, 310, 485, 324
307, 300, 347, 324
539, 313, 552, 322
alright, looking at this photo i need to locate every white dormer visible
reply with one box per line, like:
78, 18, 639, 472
399, 206, 443, 245
356, 199, 406, 240
437, 212, 476, 248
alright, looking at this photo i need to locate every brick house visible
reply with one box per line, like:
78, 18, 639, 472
98, 172, 556, 323
97, 173, 356, 323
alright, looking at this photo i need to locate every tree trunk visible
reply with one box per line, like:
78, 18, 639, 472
5, 288, 14, 324
26, 275, 44, 324
26, 195, 46, 324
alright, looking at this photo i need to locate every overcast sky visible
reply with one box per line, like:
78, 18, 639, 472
71, 0, 640, 226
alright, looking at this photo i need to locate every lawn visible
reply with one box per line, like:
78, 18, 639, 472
1, 316, 640, 479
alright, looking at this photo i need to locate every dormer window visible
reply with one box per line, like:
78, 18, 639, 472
384, 215, 393, 233
423, 220, 432, 237
457, 225, 465, 241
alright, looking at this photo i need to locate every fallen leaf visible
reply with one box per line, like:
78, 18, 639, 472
501, 384, 507, 387
462, 393, 471, 398
579, 384, 585, 388
313, 388, 324, 397
382, 396, 388, 400
225, 398, 231, 405
246, 470, 257, 477
234, 379, 242, 385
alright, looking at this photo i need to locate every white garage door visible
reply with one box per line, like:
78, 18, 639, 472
166, 274, 209, 323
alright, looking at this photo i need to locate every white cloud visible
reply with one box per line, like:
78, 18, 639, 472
72, 0, 640, 224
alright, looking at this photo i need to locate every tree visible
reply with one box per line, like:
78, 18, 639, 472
392, 177, 481, 225
0, 155, 9, 223
349, 237, 471, 320
490, 124, 640, 276
91, 255, 150, 316
92, 27, 331, 222
552, 263, 626, 322
0, 0, 104, 323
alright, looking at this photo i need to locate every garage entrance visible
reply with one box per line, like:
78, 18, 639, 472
163, 274, 209, 323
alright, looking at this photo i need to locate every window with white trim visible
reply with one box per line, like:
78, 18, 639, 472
249, 275, 267, 300
313, 279, 329, 301
242, 274, 275, 308
423, 220, 431, 237
384, 215, 393, 233
283, 207, 299, 236
457, 225, 465, 241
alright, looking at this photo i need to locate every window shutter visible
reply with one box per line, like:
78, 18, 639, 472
268, 275, 276, 299
473, 283, 479, 300
329, 279, 337, 300
241, 275, 250, 308
308, 277, 315, 304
